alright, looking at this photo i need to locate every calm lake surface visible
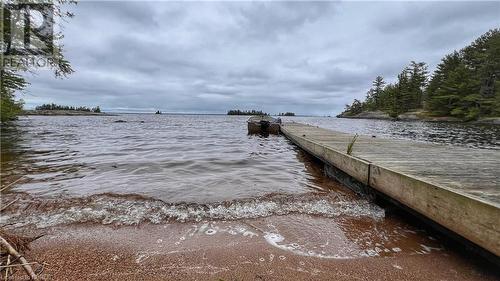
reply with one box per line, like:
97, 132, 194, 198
1, 114, 499, 262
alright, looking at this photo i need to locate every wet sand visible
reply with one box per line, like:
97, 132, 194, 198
12, 214, 498, 281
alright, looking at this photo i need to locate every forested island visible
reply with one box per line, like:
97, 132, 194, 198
339, 29, 500, 122
35, 103, 101, 113
227, 109, 269, 115
279, 112, 296, 116
22, 103, 106, 116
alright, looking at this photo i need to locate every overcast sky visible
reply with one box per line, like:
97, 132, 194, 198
23, 1, 500, 115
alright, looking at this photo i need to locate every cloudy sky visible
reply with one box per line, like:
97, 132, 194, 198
24, 1, 500, 115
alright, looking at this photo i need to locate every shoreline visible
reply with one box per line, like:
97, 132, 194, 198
3, 114, 499, 280
337, 111, 500, 125
21, 110, 115, 116
8, 216, 499, 281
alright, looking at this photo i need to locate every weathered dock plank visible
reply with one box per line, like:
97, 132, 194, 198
280, 122, 500, 257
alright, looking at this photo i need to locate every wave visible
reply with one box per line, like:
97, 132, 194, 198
1, 192, 384, 228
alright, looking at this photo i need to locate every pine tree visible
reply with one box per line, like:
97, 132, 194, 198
371, 76, 386, 109
0, 70, 26, 122
397, 68, 412, 113
1, 1, 75, 122
426, 52, 462, 115
408, 61, 428, 109
339, 29, 499, 120
364, 89, 376, 111
426, 29, 500, 120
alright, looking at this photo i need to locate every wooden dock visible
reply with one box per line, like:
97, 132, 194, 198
280, 122, 500, 257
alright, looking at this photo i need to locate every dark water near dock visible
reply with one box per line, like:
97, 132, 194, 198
0, 114, 498, 267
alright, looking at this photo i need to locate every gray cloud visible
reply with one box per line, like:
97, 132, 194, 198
22, 1, 500, 115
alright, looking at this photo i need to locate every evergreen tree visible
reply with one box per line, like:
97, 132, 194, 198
381, 83, 398, 116
362, 76, 386, 111
340, 29, 499, 120
426, 52, 462, 115
0, 70, 26, 122
1, 1, 75, 122
371, 76, 386, 109
408, 61, 428, 109
364, 89, 376, 111
426, 29, 499, 120
396, 68, 411, 113
340, 99, 364, 116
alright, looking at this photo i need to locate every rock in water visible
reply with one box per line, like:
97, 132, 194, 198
247, 116, 281, 134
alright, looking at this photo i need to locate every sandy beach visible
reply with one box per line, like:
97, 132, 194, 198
8, 214, 498, 281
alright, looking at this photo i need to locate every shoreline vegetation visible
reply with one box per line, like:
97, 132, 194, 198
338, 29, 500, 123
0, 0, 76, 124
22, 109, 110, 116
35, 103, 102, 113
227, 109, 297, 116
340, 110, 500, 125
227, 109, 269, 116
21, 103, 110, 116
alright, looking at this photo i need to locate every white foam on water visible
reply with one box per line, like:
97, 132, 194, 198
205, 229, 217, 235
263, 232, 362, 260
135, 253, 149, 264
5, 193, 384, 229
393, 264, 403, 270
262, 228, 398, 260
420, 244, 443, 253
196, 223, 258, 238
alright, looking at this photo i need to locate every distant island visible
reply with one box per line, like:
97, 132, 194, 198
338, 29, 499, 123
278, 112, 295, 116
35, 103, 101, 112
23, 103, 108, 116
227, 109, 268, 116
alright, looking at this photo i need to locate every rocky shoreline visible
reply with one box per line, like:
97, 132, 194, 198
338, 111, 500, 125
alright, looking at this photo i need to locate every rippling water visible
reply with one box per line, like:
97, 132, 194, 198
1, 115, 330, 201
282, 117, 500, 150
1, 114, 498, 228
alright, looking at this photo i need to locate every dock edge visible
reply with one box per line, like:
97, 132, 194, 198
280, 123, 500, 258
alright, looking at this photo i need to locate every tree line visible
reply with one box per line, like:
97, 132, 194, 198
227, 109, 269, 115
340, 29, 500, 121
279, 112, 295, 116
35, 103, 101, 113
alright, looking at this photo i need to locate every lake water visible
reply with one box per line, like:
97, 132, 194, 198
1, 114, 498, 262
288, 116, 500, 150
1, 114, 498, 225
